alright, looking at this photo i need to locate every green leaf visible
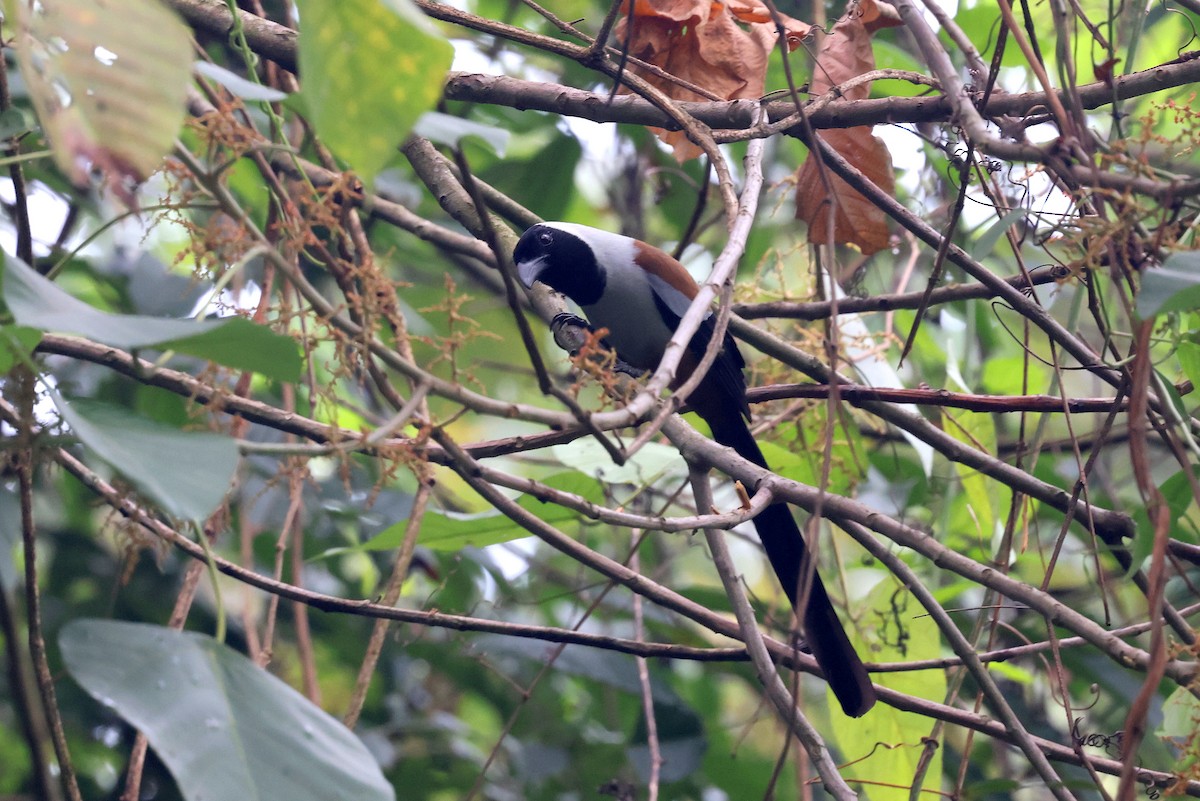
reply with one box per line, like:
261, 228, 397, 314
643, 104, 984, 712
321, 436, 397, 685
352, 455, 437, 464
472, 634, 708, 782
0, 325, 42, 373
550, 438, 683, 486
971, 209, 1026, 261
966, 779, 1023, 796
759, 404, 864, 498
157, 318, 302, 382
0, 108, 34, 140
1155, 367, 1190, 419
414, 111, 509, 156
1136, 251, 1200, 319
629, 702, 706, 783
988, 661, 1035, 684
942, 405, 1009, 544
1160, 684, 1200, 742
830, 579, 946, 801
870, 40, 932, 98
59, 620, 394, 801
405, 472, 605, 552
481, 133, 581, 222
981, 354, 1048, 396
53, 394, 238, 522
295, 0, 453, 184
949, 4, 1025, 68
1, 251, 301, 382
1177, 339, 1200, 390
194, 62, 288, 102
1120, 453, 1196, 573
0, 490, 20, 592
10, 0, 191, 186
478, 636, 687, 702
1161, 465, 1200, 548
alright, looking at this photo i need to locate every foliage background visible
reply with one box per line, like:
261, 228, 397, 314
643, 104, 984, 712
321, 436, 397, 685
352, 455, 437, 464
1, 0, 1199, 799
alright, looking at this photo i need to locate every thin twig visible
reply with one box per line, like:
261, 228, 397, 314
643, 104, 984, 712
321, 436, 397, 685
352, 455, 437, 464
690, 465, 858, 799
343, 482, 434, 728
629, 531, 662, 801
31, 424, 1200, 796
837, 517, 1078, 801
14, 371, 83, 801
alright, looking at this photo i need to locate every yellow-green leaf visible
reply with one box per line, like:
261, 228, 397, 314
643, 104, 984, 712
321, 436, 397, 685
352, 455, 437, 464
830, 579, 947, 800
942, 406, 1010, 544
295, 0, 453, 184
10, 0, 191, 191
347, 473, 606, 553
0, 325, 42, 374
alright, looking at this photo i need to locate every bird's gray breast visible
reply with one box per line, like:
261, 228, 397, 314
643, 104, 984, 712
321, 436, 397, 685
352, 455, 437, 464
581, 269, 676, 369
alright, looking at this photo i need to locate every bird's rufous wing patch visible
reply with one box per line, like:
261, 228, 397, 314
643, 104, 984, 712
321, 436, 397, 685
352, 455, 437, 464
634, 241, 700, 301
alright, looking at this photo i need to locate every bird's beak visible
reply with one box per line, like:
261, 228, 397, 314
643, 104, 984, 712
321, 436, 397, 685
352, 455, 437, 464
517, 255, 548, 288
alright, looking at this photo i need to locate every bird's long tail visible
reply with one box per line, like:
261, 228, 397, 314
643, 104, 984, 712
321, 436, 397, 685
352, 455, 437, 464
704, 411, 877, 718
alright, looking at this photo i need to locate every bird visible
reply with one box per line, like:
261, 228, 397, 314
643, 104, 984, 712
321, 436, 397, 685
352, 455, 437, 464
514, 221, 876, 718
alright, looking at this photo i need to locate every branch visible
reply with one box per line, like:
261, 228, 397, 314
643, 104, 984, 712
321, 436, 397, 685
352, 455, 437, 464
733, 264, 1067, 320
166, 0, 1200, 137
661, 417, 1194, 687
442, 68, 1200, 134
690, 466, 857, 800
746, 383, 1134, 413
841, 516, 1077, 801
39, 405, 1200, 797
726, 318, 1135, 541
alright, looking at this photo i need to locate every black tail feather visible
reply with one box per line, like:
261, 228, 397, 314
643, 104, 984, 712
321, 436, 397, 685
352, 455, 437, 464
704, 410, 877, 718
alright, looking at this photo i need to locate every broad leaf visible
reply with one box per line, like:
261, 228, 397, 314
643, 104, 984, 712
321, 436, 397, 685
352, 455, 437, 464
830, 577, 946, 801
53, 394, 238, 522
10, 0, 191, 195
980, 354, 1050, 397
477, 634, 708, 781
794, 0, 898, 254
0, 490, 19, 591
1, 252, 301, 382
629, 702, 707, 783
478, 636, 687, 701
760, 404, 865, 498
295, 0, 453, 183
1137, 251, 1200, 319
1160, 684, 1200, 744
399, 472, 605, 552
0, 325, 42, 374
1177, 339, 1200, 391
796, 128, 893, 254
971, 209, 1027, 261
613, 0, 808, 161
158, 318, 303, 382
194, 62, 289, 102
942, 404, 1009, 544
550, 438, 684, 486
414, 111, 509, 156
0, 108, 35, 140
1128, 463, 1200, 572
59, 620, 394, 801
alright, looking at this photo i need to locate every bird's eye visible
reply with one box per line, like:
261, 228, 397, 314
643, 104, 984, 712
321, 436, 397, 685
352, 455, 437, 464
538, 231, 553, 246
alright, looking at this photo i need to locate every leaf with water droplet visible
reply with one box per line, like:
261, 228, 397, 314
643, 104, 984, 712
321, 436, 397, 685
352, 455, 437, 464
59, 619, 393, 801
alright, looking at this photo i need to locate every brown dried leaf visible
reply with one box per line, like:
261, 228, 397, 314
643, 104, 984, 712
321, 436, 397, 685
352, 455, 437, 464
859, 0, 903, 33
616, 0, 810, 161
809, 4, 874, 99
795, 128, 893, 255
794, 0, 895, 254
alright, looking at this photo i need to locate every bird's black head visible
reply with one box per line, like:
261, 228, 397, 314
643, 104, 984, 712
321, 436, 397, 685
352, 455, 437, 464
513, 223, 605, 306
